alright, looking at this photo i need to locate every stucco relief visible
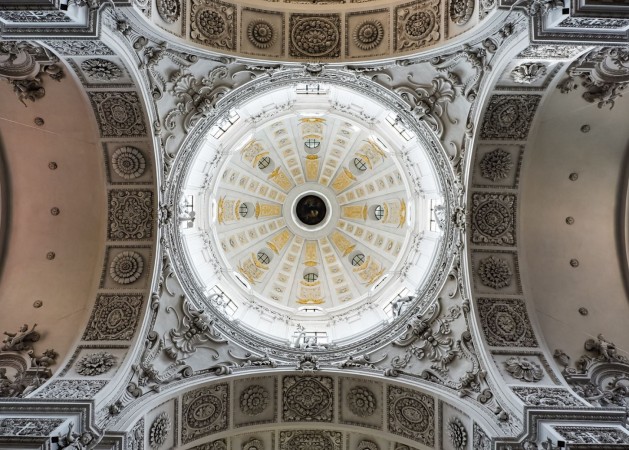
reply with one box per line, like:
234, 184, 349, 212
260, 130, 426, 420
289, 14, 341, 58
182, 384, 229, 443
479, 95, 540, 140
190, 0, 236, 50
82, 294, 144, 341
283, 376, 333, 422
394, 0, 440, 52
89, 91, 147, 137
108, 190, 153, 240
279, 430, 342, 450
471, 193, 516, 245
477, 298, 538, 347
387, 386, 435, 446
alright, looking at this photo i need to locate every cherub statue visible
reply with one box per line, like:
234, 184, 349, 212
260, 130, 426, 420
57, 422, 95, 449
2, 324, 40, 352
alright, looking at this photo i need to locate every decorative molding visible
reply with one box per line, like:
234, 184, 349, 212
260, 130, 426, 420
32, 379, 107, 399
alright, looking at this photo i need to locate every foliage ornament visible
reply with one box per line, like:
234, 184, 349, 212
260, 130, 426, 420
149, 412, 171, 448
165, 68, 232, 133
347, 386, 377, 416
477, 256, 512, 289
353, 20, 384, 51
247, 20, 276, 49
164, 296, 227, 360
75, 352, 116, 376
81, 58, 123, 81
447, 417, 468, 450
504, 356, 544, 382
479, 149, 513, 182
112, 146, 146, 179
240, 384, 270, 415
511, 62, 547, 84
242, 438, 264, 450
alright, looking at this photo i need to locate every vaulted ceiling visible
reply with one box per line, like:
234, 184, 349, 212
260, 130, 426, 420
1, 1, 629, 449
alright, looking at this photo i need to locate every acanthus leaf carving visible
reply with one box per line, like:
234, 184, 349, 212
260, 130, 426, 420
394, 75, 457, 138
164, 295, 227, 361
164, 67, 232, 134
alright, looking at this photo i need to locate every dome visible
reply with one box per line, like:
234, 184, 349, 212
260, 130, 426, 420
172, 76, 453, 353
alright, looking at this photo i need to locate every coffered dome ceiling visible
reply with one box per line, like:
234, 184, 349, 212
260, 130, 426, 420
178, 83, 446, 345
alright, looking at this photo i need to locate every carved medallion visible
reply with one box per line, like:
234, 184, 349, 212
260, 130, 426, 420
479, 149, 513, 182
157, 0, 180, 24
81, 58, 123, 81
110, 251, 144, 285
247, 20, 276, 49
347, 386, 377, 417
75, 352, 116, 376
290, 14, 341, 58
89, 92, 147, 138
190, 0, 236, 50
480, 95, 540, 140
395, 0, 440, 51
283, 376, 333, 421
108, 190, 153, 240
240, 384, 270, 415
449, 0, 474, 25
478, 298, 538, 347
182, 384, 228, 444
111, 146, 147, 180
82, 294, 143, 341
353, 20, 384, 51
471, 193, 515, 245
478, 256, 512, 289
388, 386, 434, 445
149, 412, 171, 448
